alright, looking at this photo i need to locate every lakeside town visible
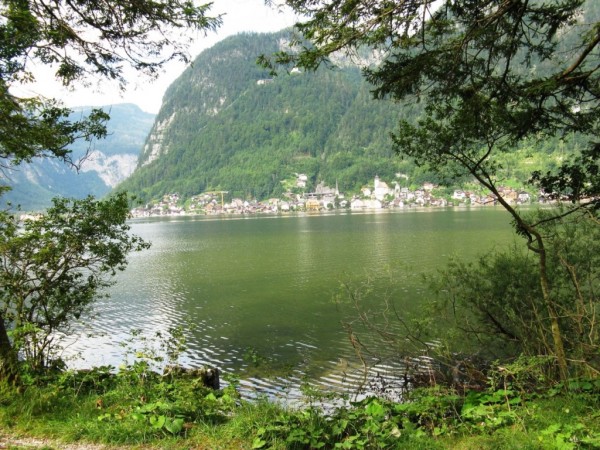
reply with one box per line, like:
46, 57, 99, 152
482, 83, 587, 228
130, 174, 539, 218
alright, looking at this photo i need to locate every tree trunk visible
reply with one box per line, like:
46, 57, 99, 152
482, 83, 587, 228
504, 207, 568, 380
537, 242, 569, 381
475, 176, 569, 381
0, 313, 18, 383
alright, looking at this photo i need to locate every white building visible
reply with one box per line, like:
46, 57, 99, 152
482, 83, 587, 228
373, 175, 391, 201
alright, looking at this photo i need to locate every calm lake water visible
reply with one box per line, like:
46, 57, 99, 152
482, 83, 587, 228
68, 208, 515, 400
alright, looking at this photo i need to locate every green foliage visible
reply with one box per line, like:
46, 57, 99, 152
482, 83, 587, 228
0, 351, 599, 449
0, 328, 238, 445
0, 193, 149, 373
250, 373, 600, 449
434, 245, 543, 358
433, 209, 600, 376
252, 398, 413, 450
95, 378, 235, 437
0, 0, 220, 190
0, 0, 220, 88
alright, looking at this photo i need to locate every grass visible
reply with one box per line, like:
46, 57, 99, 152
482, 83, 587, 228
0, 363, 599, 449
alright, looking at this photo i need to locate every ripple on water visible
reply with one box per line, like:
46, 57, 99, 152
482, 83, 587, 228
63, 210, 513, 402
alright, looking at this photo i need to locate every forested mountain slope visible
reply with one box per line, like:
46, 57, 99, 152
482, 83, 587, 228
118, 31, 423, 201
118, 24, 590, 202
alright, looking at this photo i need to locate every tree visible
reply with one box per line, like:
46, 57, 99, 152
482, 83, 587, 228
0, 193, 150, 376
275, 0, 600, 379
0, 0, 221, 168
0, 0, 221, 380
436, 209, 600, 377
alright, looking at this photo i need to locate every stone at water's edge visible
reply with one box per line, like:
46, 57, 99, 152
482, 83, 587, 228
162, 365, 220, 390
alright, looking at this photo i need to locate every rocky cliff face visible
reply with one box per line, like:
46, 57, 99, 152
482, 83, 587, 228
80, 151, 139, 187
137, 32, 289, 167
3, 103, 155, 211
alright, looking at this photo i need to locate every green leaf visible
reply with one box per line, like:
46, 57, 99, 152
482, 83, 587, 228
365, 400, 385, 419
149, 414, 166, 429
541, 424, 562, 436
164, 417, 184, 435
130, 412, 145, 421
252, 437, 267, 449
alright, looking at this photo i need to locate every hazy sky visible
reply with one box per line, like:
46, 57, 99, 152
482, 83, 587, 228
30, 0, 300, 114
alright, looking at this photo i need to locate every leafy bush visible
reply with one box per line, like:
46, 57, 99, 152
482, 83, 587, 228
434, 210, 600, 379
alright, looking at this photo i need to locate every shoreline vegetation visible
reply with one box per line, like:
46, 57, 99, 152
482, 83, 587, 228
0, 358, 599, 449
1, 324, 599, 450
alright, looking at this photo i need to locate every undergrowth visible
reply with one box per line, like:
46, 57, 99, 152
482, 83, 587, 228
0, 360, 599, 449
0, 335, 599, 449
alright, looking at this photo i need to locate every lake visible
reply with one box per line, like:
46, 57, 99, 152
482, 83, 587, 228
67, 207, 515, 401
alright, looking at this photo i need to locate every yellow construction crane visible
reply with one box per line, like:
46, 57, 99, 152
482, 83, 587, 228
205, 191, 229, 208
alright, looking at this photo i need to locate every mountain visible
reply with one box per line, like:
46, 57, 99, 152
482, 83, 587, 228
117, 20, 594, 204
3, 104, 155, 211
117, 31, 427, 201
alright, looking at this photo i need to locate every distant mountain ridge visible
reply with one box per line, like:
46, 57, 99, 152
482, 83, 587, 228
3, 103, 155, 211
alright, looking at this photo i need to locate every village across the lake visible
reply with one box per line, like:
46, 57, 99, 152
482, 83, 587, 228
130, 174, 543, 218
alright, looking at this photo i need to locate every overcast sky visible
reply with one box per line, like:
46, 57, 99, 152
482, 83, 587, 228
30, 0, 300, 114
